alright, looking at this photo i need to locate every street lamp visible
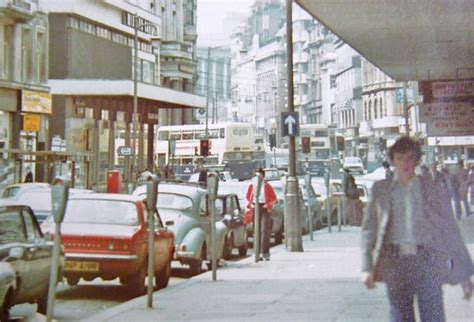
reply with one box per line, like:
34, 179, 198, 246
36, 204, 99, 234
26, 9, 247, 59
131, 14, 158, 183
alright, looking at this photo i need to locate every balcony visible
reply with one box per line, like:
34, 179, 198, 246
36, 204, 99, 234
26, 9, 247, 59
0, 0, 37, 20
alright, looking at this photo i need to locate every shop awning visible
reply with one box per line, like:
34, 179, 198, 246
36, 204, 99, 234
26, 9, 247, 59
48, 79, 206, 109
295, 0, 474, 81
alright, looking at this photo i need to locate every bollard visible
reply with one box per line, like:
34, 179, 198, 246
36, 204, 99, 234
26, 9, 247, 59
333, 192, 345, 232
207, 172, 219, 280
304, 173, 313, 241
145, 175, 159, 308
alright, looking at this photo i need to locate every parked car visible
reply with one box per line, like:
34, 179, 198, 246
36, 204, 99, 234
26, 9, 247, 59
298, 179, 322, 232
263, 168, 281, 181
41, 193, 175, 296
2, 183, 93, 223
0, 262, 16, 321
133, 182, 228, 276
342, 156, 366, 174
215, 193, 248, 258
265, 180, 287, 244
0, 200, 63, 315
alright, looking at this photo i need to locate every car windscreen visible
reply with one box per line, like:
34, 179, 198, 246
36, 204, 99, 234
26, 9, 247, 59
2, 187, 20, 198
61, 199, 139, 226
344, 157, 361, 163
311, 182, 327, 197
17, 190, 52, 211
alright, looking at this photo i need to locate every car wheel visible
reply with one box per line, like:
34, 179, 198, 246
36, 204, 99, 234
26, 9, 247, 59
1, 289, 13, 322
155, 260, 171, 290
36, 286, 48, 315
238, 238, 248, 257
222, 237, 232, 260
66, 276, 80, 286
189, 245, 205, 276
127, 263, 146, 297
274, 230, 283, 245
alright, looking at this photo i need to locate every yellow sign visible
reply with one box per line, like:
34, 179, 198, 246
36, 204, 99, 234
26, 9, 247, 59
23, 114, 41, 132
21, 90, 52, 114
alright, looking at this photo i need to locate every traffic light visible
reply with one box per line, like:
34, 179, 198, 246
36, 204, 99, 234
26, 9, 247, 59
336, 136, 345, 151
301, 137, 311, 154
269, 134, 276, 150
200, 139, 209, 157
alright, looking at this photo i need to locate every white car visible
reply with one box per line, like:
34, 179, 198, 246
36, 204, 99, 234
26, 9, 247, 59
342, 157, 365, 175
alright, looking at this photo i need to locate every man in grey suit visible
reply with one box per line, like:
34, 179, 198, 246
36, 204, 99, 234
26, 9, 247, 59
361, 136, 473, 322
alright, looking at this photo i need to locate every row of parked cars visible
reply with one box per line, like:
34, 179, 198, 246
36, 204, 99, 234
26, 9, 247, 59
0, 169, 374, 319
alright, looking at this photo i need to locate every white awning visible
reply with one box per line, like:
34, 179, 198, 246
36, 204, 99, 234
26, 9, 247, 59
296, 0, 474, 81
48, 79, 206, 108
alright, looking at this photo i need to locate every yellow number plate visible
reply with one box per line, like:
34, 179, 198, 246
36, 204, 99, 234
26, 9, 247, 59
65, 260, 99, 272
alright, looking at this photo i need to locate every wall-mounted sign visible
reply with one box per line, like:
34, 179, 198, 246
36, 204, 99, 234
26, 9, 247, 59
23, 114, 41, 132
432, 80, 474, 99
420, 102, 474, 136
22, 90, 52, 114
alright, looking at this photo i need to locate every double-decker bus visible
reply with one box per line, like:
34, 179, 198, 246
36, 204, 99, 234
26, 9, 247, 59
298, 123, 331, 175
155, 122, 264, 180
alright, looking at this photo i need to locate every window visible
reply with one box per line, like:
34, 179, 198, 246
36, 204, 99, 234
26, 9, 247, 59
22, 27, 32, 82
0, 208, 26, 243
374, 99, 378, 119
22, 209, 39, 241
37, 31, 47, 83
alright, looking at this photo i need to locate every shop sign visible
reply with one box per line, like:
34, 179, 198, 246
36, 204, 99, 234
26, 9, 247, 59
22, 90, 52, 114
432, 80, 474, 99
23, 114, 41, 132
420, 102, 474, 136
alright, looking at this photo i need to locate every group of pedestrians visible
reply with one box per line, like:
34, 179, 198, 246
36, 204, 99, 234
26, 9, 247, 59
419, 160, 472, 220
361, 136, 473, 322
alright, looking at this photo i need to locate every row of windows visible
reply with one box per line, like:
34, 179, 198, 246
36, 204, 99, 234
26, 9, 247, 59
67, 16, 153, 54
364, 98, 387, 121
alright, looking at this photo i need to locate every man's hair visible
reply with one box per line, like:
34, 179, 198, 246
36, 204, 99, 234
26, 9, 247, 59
388, 136, 422, 162
382, 161, 390, 168
258, 167, 265, 176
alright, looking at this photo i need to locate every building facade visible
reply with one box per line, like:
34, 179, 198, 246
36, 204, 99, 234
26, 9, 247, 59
43, 0, 204, 188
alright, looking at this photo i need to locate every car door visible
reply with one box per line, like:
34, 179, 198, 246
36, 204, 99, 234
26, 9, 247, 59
0, 206, 33, 303
228, 195, 245, 247
20, 207, 50, 299
148, 205, 174, 273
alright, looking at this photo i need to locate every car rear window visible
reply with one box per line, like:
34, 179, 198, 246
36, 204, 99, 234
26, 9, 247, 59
0, 207, 26, 243
157, 193, 193, 211
17, 191, 52, 211
63, 199, 139, 226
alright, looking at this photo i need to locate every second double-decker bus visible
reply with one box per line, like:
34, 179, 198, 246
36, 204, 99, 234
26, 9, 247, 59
155, 122, 264, 180
298, 123, 331, 175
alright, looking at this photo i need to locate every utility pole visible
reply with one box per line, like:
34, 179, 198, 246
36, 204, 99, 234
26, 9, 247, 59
206, 47, 211, 138
284, 0, 303, 252
403, 81, 410, 136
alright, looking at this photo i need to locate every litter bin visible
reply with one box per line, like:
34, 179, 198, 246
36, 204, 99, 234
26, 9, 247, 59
107, 170, 122, 193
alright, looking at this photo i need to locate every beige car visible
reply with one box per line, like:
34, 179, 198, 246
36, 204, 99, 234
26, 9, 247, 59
311, 178, 368, 226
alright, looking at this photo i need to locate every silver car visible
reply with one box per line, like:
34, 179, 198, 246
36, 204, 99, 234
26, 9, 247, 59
0, 200, 64, 316
133, 182, 228, 276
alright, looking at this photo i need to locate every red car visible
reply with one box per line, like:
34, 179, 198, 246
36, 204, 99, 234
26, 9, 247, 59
42, 193, 175, 297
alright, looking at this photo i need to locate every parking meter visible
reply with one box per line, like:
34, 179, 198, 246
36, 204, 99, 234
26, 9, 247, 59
146, 175, 159, 211
51, 177, 69, 224
254, 172, 263, 263
304, 173, 313, 240
47, 177, 69, 322
323, 168, 332, 233
207, 172, 219, 281
145, 174, 159, 307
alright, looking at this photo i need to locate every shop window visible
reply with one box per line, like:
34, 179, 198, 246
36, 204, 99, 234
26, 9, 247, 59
22, 28, 32, 82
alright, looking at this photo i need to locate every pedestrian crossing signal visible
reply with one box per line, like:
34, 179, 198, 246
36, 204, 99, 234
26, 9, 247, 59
302, 137, 311, 154
200, 139, 210, 157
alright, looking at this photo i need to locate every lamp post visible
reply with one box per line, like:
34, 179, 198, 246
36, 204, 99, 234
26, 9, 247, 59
131, 14, 158, 183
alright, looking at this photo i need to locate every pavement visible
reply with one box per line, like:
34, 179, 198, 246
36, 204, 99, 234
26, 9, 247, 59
80, 215, 474, 322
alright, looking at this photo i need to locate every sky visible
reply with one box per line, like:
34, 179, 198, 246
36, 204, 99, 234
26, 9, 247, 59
196, 0, 254, 47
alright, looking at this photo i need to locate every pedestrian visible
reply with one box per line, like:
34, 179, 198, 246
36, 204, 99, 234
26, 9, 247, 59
342, 168, 362, 225
24, 167, 33, 183
440, 167, 462, 220
382, 160, 393, 181
245, 168, 277, 261
454, 160, 470, 217
361, 136, 473, 322
198, 167, 208, 186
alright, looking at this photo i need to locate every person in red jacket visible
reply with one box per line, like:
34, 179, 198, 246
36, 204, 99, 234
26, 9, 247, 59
246, 168, 278, 260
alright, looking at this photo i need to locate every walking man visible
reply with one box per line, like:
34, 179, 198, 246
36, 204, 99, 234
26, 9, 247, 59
361, 136, 473, 322
246, 168, 277, 260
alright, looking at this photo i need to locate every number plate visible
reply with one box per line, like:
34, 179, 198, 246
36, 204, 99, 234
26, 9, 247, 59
64, 260, 99, 272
